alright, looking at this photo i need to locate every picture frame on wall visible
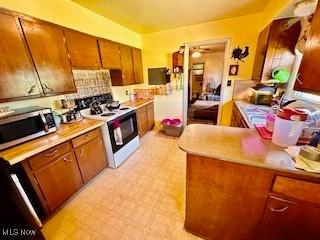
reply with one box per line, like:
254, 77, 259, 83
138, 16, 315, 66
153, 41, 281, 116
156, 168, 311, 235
229, 65, 239, 76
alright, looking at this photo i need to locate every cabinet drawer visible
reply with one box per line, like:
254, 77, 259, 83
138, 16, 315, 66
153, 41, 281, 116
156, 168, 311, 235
27, 142, 72, 171
272, 176, 320, 205
72, 129, 100, 148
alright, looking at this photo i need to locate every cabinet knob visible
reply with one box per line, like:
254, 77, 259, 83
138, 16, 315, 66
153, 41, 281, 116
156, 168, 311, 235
270, 206, 288, 212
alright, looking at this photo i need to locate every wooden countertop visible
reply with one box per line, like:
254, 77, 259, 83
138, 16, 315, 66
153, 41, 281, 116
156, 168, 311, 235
122, 99, 153, 109
178, 124, 320, 178
0, 119, 104, 165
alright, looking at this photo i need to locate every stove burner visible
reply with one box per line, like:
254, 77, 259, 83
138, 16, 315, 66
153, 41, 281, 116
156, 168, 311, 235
101, 113, 116, 117
120, 107, 130, 110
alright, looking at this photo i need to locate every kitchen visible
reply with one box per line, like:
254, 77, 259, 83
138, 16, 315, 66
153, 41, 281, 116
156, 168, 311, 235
1, 0, 320, 240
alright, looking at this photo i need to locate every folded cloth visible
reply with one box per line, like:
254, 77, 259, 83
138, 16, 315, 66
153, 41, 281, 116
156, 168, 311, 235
113, 118, 123, 145
285, 146, 320, 173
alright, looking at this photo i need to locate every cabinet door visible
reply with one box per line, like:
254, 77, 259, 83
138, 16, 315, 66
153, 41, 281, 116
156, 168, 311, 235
294, 3, 320, 95
251, 24, 271, 81
64, 30, 101, 69
99, 39, 121, 69
147, 103, 155, 130
258, 196, 320, 240
0, 12, 42, 101
20, 19, 76, 95
132, 48, 144, 84
75, 137, 107, 183
136, 106, 148, 137
119, 44, 135, 85
34, 152, 83, 211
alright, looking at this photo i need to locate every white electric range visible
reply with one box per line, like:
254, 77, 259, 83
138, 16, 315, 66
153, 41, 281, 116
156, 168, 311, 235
80, 103, 140, 168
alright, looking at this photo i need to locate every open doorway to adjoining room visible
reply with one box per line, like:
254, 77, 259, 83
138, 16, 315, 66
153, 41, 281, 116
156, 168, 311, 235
182, 38, 231, 126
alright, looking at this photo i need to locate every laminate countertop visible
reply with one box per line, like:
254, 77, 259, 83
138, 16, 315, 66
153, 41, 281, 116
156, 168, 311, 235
178, 124, 319, 178
0, 119, 104, 165
123, 99, 153, 109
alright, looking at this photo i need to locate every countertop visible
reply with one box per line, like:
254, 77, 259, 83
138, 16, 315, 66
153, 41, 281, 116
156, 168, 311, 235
122, 99, 154, 109
178, 124, 319, 178
0, 119, 104, 165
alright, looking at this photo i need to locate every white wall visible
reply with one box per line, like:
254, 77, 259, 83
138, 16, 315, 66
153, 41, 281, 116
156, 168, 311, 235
153, 90, 183, 122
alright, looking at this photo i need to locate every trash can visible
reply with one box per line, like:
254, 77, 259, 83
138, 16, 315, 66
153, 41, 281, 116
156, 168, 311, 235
161, 118, 183, 137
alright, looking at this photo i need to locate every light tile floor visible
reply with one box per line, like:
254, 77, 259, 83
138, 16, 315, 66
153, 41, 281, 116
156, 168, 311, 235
42, 129, 202, 240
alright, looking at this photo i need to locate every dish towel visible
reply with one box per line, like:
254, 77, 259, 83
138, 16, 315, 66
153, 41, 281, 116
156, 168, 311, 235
113, 118, 123, 145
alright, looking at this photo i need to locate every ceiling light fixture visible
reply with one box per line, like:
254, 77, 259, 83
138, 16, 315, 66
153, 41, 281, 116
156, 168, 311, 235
192, 51, 201, 58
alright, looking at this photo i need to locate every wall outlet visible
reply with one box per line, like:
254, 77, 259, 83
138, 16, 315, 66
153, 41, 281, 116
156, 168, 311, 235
227, 80, 232, 86
125, 90, 129, 95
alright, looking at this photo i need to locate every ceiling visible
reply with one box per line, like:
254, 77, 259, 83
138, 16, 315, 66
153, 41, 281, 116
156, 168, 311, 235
72, 0, 270, 33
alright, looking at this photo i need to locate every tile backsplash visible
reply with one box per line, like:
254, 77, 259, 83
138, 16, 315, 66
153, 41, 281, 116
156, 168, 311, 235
66, 69, 112, 100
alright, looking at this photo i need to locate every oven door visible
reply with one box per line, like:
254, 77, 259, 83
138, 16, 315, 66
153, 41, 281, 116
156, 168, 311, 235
107, 111, 138, 153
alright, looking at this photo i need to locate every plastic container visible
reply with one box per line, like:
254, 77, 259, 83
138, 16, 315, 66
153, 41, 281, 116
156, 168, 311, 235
272, 116, 306, 147
161, 118, 183, 137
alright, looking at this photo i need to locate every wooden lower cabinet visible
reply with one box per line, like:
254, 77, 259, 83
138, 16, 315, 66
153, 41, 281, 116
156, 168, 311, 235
185, 154, 320, 240
23, 128, 107, 214
258, 196, 320, 240
136, 102, 155, 137
75, 135, 107, 183
33, 152, 83, 211
231, 102, 249, 128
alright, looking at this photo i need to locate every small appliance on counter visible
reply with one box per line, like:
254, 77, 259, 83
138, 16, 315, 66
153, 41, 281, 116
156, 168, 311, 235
61, 110, 82, 124
250, 84, 275, 105
0, 106, 57, 150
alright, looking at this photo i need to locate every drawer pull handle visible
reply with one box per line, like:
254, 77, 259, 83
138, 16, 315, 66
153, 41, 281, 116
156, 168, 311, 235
45, 150, 58, 157
80, 148, 84, 156
270, 206, 289, 212
63, 157, 72, 163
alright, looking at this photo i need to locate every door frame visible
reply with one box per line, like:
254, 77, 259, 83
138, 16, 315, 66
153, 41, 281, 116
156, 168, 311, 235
182, 38, 231, 126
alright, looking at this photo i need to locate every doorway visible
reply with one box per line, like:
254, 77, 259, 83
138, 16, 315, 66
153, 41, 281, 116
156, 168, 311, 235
182, 38, 231, 126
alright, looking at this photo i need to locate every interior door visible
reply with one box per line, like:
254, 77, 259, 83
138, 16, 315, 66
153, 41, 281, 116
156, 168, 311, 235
20, 19, 76, 95
0, 12, 42, 101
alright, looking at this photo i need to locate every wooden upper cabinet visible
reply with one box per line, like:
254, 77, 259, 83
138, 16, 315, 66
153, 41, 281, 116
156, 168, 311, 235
251, 24, 271, 81
0, 12, 42, 101
99, 39, 121, 69
111, 44, 135, 86
64, 30, 101, 69
132, 48, 144, 84
251, 18, 300, 81
294, 3, 320, 95
20, 19, 76, 95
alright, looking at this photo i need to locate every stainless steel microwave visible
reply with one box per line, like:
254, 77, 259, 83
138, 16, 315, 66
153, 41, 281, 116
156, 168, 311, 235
0, 106, 57, 150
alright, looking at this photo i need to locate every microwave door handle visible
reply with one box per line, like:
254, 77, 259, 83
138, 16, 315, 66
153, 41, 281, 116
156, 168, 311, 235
39, 111, 49, 132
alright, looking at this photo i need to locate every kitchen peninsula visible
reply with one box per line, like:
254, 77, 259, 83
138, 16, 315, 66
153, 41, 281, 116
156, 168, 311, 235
178, 124, 320, 240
